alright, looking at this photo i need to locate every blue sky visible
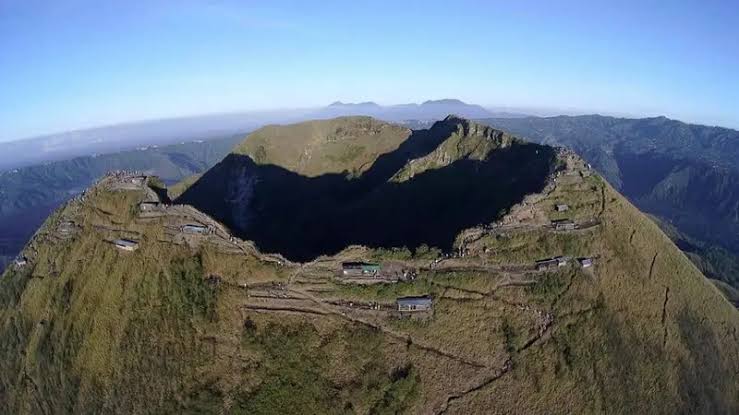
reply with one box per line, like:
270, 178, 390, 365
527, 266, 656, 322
1, 0, 738, 142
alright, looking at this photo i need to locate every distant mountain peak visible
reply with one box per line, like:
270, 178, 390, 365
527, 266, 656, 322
421, 98, 468, 106
327, 101, 380, 108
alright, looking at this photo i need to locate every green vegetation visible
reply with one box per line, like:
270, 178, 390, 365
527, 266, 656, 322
234, 321, 419, 415
526, 271, 571, 304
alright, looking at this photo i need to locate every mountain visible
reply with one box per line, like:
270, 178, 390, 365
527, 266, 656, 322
479, 115, 739, 289
0, 134, 244, 271
328, 101, 383, 111
2, 116, 736, 414
312, 99, 512, 121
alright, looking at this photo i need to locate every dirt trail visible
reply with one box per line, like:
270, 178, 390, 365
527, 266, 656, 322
23, 368, 50, 415
435, 359, 512, 415
661, 286, 670, 348
241, 305, 328, 316
649, 252, 659, 280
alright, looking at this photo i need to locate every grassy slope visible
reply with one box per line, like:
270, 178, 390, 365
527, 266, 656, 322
233, 116, 411, 177
461, 177, 739, 414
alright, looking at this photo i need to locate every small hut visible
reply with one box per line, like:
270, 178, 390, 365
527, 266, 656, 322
341, 262, 381, 277
536, 256, 568, 271
114, 239, 139, 252
397, 296, 433, 312
182, 224, 210, 235
552, 219, 577, 231
579, 258, 594, 268
139, 201, 161, 211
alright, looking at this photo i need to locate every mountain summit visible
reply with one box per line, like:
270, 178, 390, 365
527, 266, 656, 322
1, 116, 738, 414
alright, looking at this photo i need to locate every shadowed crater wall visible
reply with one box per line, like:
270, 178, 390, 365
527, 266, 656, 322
178, 129, 556, 261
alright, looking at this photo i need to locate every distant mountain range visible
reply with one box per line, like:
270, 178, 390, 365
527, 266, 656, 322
314, 99, 528, 121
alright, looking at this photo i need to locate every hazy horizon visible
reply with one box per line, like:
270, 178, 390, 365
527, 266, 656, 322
4, 98, 738, 145
2, 1, 738, 142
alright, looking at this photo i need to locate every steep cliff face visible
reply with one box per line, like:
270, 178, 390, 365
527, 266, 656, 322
391, 115, 519, 181
1, 118, 738, 414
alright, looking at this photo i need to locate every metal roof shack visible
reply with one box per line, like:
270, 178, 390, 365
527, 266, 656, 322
536, 256, 568, 271
578, 258, 594, 268
139, 201, 161, 211
114, 239, 139, 252
555, 204, 569, 212
552, 219, 577, 231
57, 221, 77, 237
536, 259, 557, 271
341, 262, 381, 277
182, 224, 210, 235
14, 257, 27, 267
397, 296, 433, 312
